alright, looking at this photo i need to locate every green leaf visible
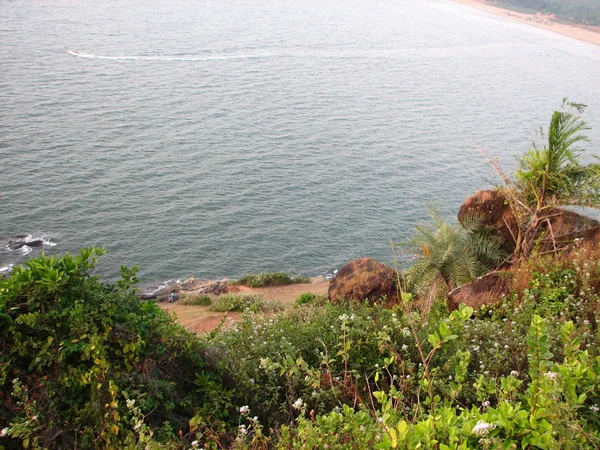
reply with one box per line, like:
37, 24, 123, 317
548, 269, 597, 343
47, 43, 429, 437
428, 334, 441, 347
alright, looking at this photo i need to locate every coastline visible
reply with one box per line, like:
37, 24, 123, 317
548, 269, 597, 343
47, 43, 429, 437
448, 0, 600, 46
158, 276, 330, 333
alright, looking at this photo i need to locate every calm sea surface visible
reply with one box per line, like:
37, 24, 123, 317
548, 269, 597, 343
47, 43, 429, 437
1, 0, 600, 282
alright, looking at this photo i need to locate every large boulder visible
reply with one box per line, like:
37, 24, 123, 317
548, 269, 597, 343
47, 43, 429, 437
458, 189, 517, 253
528, 208, 599, 253
447, 272, 510, 311
328, 258, 398, 304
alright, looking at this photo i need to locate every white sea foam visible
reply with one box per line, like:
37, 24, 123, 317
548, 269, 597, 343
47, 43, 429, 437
6, 234, 56, 252
0, 264, 14, 274
18, 245, 33, 255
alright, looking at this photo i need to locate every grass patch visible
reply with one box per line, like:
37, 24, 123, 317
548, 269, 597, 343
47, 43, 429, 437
179, 293, 213, 306
210, 293, 283, 313
295, 292, 328, 306
235, 272, 310, 288
296, 292, 317, 305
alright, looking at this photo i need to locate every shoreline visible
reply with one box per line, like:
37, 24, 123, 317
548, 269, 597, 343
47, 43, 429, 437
158, 276, 330, 333
448, 0, 600, 46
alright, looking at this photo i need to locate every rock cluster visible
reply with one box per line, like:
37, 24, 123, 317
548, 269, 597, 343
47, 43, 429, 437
455, 189, 599, 310
140, 278, 228, 300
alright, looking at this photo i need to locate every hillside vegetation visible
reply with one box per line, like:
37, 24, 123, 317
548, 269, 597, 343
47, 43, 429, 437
496, 0, 600, 26
1, 102, 599, 449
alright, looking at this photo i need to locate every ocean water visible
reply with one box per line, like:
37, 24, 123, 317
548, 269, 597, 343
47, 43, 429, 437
1, 0, 600, 282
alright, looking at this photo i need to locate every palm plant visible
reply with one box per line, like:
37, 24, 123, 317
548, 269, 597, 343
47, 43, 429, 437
399, 205, 506, 308
506, 99, 600, 256
516, 99, 600, 210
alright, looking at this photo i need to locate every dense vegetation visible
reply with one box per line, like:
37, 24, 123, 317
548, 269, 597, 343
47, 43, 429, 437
495, 0, 600, 26
1, 102, 599, 449
2, 246, 599, 449
0, 250, 230, 449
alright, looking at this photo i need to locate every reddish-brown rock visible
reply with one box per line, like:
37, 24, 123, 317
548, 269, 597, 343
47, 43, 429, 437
328, 258, 398, 305
528, 208, 599, 253
458, 189, 517, 253
447, 271, 510, 311
583, 226, 600, 247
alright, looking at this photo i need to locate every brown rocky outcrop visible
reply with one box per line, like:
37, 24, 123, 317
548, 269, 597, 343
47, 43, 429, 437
458, 189, 517, 253
140, 278, 228, 300
328, 258, 398, 305
447, 272, 510, 311
457, 190, 599, 256
526, 208, 599, 253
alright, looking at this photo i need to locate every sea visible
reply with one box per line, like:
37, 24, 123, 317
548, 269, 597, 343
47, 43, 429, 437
1, 0, 600, 284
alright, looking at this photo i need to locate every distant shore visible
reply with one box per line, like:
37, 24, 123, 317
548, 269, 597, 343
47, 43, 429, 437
449, 0, 600, 46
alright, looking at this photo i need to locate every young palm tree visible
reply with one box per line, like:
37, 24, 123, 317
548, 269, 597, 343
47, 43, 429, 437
399, 205, 506, 308
510, 99, 600, 256
516, 99, 600, 210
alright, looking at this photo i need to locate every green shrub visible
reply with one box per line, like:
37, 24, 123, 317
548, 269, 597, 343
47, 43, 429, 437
0, 249, 231, 449
180, 293, 213, 306
273, 314, 600, 449
236, 272, 309, 288
295, 292, 317, 305
210, 293, 275, 312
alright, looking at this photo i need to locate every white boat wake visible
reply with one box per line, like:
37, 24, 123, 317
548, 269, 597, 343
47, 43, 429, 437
67, 50, 274, 62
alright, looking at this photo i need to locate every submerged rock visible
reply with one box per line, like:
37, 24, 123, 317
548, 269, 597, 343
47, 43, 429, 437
328, 258, 398, 305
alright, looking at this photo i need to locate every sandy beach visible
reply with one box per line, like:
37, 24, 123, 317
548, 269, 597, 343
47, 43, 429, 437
449, 0, 600, 46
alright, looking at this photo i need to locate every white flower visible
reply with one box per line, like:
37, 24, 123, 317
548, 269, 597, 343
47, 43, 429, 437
543, 371, 559, 380
238, 424, 248, 435
401, 344, 409, 351
259, 357, 270, 368
590, 405, 599, 413
510, 370, 519, 377
292, 398, 304, 410
134, 422, 142, 431
239, 405, 250, 415
401, 327, 411, 337
482, 401, 491, 408
0, 427, 9, 437
191, 440, 199, 447
339, 314, 349, 322
472, 420, 495, 437
126, 399, 135, 409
